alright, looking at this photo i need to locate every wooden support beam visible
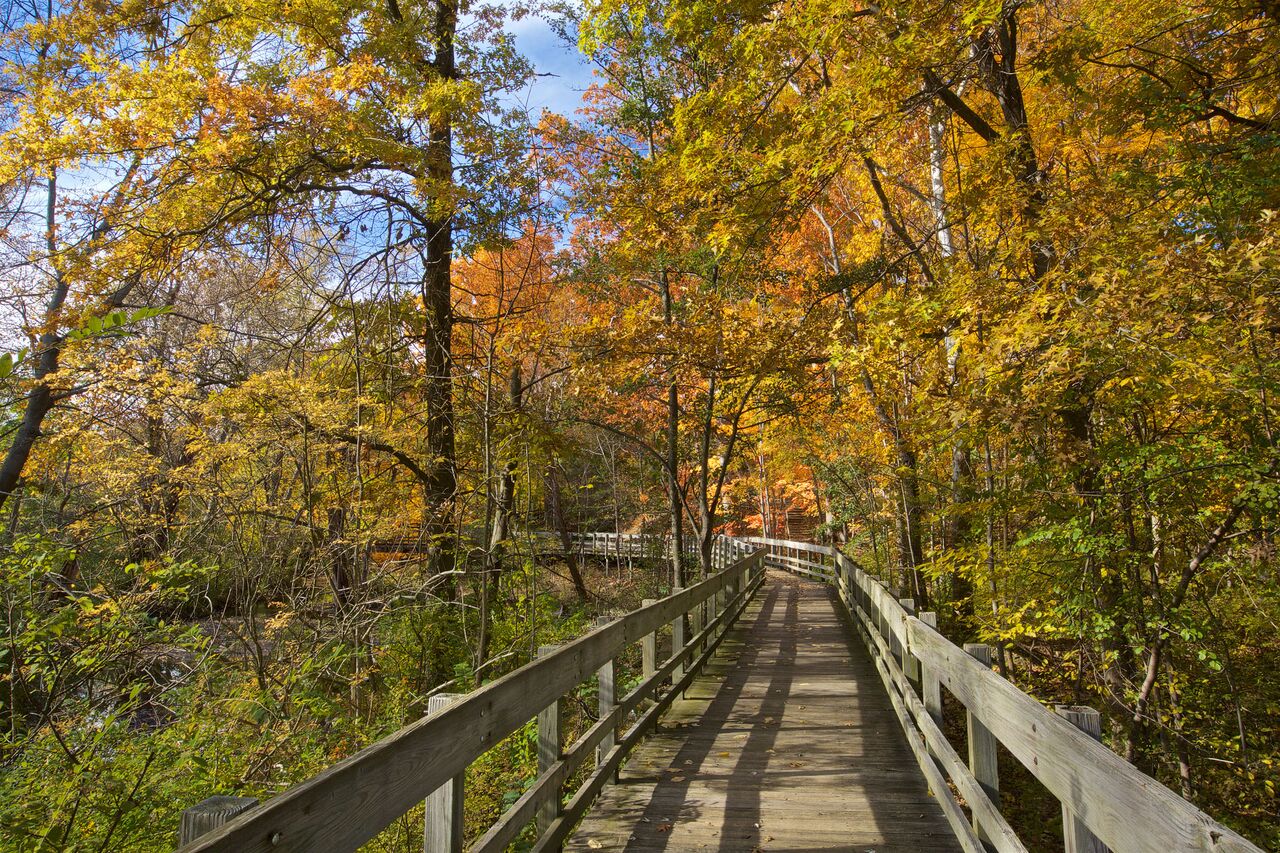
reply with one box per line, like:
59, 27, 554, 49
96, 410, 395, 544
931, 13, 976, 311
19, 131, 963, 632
424, 693, 464, 853
671, 591, 686, 686
920, 612, 942, 726
595, 617, 616, 766
1056, 706, 1111, 853
641, 599, 657, 708
710, 584, 722, 639
899, 598, 918, 688
689, 595, 705, 659
875, 591, 888, 652
536, 645, 562, 834
965, 643, 1000, 844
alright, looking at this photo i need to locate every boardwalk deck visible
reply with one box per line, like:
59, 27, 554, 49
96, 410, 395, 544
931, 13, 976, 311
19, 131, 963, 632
566, 571, 963, 852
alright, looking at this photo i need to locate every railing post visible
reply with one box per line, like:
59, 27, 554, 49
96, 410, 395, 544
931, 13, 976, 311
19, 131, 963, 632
642, 599, 657, 707
671, 592, 686, 685
690, 592, 705, 656
595, 617, 616, 766
425, 693, 464, 853
536, 645, 562, 834
920, 612, 942, 726
898, 598, 918, 689
179, 796, 259, 845
965, 643, 1000, 844
840, 553, 853, 608
710, 585, 721, 639
876, 588, 889, 650
881, 591, 890, 642
1057, 706, 1111, 853
856, 564, 868, 616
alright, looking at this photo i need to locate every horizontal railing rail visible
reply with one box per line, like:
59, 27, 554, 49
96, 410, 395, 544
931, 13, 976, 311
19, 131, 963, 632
538, 530, 710, 562
754, 537, 1262, 853
178, 535, 764, 852
373, 529, 705, 559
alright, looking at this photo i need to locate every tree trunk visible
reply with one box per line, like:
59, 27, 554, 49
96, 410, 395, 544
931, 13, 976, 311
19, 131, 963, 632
927, 105, 975, 624
477, 459, 516, 670
661, 270, 685, 587
0, 175, 68, 515
326, 506, 352, 606
947, 441, 976, 627
696, 372, 716, 578
477, 364, 523, 670
421, 0, 459, 585
895, 453, 928, 607
546, 463, 588, 600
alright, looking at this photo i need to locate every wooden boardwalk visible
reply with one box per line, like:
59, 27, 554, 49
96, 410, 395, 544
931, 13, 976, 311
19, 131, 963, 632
182, 538, 1262, 853
566, 571, 963, 852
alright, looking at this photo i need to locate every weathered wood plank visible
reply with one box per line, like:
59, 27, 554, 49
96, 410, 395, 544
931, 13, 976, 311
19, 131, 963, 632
474, 560, 765, 853
768, 535, 1261, 853
965, 642, 1000, 844
845, 594, 1022, 853
594, 617, 616, 766
1057, 705, 1111, 853
424, 694, 464, 853
920, 611, 943, 726
535, 569, 767, 852
179, 552, 762, 853
902, 586, 1262, 853
641, 598, 656, 709
179, 797, 259, 845
566, 572, 963, 853
536, 645, 563, 835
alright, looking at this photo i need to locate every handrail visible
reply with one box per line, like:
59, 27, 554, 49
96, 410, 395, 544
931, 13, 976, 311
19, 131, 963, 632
539, 530, 711, 561
753, 536, 1263, 853
179, 535, 764, 852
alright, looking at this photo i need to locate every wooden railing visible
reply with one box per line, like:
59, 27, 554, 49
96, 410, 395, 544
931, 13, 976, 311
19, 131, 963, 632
376, 529, 709, 562
178, 535, 763, 853
535, 531, 696, 561
750, 536, 1263, 853
543, 531, 738, 567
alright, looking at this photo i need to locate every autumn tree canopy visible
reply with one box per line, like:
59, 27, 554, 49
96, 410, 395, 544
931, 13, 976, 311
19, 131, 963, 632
0, 0, 1277, 848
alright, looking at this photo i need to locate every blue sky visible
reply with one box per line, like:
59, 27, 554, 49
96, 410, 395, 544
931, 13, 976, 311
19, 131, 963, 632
503, 11, 596, 119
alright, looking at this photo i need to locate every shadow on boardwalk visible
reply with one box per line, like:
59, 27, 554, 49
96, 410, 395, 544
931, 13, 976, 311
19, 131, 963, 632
565, 570, 962, 852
